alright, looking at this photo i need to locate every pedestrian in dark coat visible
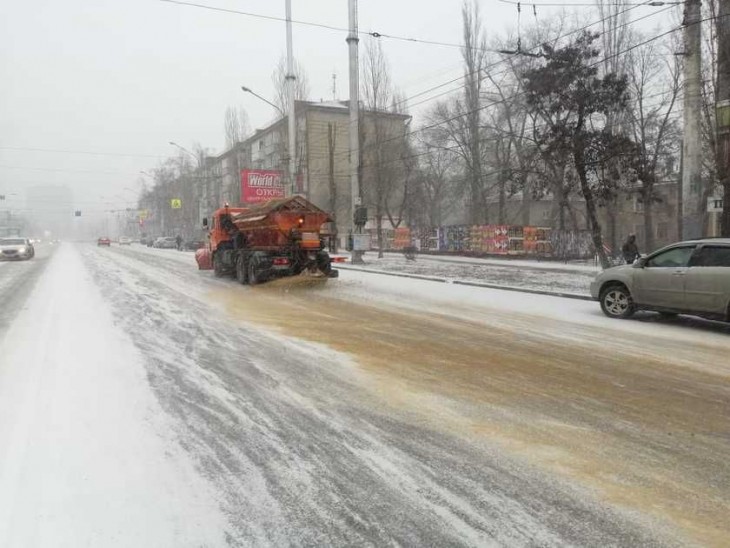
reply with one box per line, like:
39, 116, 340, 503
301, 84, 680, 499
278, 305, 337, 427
621, 234, 640, 264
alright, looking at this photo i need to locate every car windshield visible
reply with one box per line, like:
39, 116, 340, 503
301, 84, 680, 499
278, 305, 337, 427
3, 2, 729, 546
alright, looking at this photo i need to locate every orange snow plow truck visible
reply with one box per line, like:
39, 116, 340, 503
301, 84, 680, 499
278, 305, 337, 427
197, 196, 338, 285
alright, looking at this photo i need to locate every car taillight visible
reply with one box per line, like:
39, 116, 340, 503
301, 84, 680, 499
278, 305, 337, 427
273, 257, 289, 266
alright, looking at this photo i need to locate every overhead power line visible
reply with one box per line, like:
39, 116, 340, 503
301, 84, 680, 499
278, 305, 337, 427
322, 10, 703, 163
292, 1, 672, 167
159, 0, 497, 52
0, 165, 141, 176
0, 146, 166, 159
498, 0, 680, 6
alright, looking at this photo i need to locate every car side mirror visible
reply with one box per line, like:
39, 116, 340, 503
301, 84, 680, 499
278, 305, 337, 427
633, 257, 646, 268
202, 218, 208, 228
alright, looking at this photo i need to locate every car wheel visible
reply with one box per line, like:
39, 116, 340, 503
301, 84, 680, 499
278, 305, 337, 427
600, 284, 635, 319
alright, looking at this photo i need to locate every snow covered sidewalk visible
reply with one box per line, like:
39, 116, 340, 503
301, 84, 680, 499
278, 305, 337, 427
339, 253, 600, 297
0, 244, 227, 547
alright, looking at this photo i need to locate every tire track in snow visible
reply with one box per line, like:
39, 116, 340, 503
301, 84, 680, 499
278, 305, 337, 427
77, 244, 674, 547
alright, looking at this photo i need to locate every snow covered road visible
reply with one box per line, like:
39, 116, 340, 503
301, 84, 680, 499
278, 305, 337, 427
1, 242, 728, 546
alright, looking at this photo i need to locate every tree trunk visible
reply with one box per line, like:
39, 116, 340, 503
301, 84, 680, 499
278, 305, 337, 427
498, 173, 507, 225
558, 198, 567, 230
574, 145, 609, 269
376, 209, 384, 259
521, 179, 532, 226
644, 188, 654, 252
606, 197, 617, 255
724, 179, 730, 236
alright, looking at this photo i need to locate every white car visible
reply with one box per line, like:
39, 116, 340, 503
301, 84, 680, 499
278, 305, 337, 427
119, 237, 132, 245
0, 237, 35, 261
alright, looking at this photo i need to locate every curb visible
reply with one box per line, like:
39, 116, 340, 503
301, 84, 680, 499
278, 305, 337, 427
337, 264, 594, 301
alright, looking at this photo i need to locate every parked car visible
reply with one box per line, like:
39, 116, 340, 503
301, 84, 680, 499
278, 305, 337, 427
0, 237, 35, 260
119, 237, 132, 245
97, 237, 111, 247
591, 238, 730, 322
153, 237, 177, 249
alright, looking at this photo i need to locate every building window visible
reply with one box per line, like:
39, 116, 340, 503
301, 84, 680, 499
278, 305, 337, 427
633, 197, 644, 213
258, 141, 264, 151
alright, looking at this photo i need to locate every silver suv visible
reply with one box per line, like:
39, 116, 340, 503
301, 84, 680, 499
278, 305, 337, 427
591, 238, 730, 322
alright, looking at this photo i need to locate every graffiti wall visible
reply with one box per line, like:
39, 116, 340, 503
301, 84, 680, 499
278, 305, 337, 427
364, 224, 594, 259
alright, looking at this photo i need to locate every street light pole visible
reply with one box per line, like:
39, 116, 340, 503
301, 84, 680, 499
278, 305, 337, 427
285, 0, 297, 197
241, 86, 284, 116
347, 0, 363, 264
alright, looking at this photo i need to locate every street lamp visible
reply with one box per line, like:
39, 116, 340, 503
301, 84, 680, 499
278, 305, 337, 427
169, 141, 197, 163
241, 86, 284, 116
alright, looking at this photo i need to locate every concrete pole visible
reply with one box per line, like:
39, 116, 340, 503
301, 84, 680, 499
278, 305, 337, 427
718, 0, 730, 236
285, 0, 297, 196
347, 0, 364, 263
681, 0, 703, 239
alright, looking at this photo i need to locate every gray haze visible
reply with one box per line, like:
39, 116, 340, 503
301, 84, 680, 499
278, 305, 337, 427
1, 0, 673, 237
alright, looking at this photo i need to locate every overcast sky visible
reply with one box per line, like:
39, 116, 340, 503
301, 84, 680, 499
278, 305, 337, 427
0, 0, 677, 224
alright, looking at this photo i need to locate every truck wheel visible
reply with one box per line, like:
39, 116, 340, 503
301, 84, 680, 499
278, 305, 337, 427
236, 255, 247, 285
316, 251, 333, 276
213, 253, 225, 278
248, 260, 259, 286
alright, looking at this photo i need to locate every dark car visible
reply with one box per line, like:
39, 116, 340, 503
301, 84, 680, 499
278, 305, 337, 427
97, 237, 111, 247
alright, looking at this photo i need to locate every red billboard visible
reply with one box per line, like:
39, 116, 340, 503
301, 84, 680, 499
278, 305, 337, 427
241, 169, 285, 203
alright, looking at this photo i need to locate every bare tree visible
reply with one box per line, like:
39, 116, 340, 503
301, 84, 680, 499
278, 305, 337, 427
272, 55, 310, 114
416, 131, 460, 226
627, 36, 682, 250
224, 106, 250, 149
360, 39, 408, 257
462, 0, 488, 223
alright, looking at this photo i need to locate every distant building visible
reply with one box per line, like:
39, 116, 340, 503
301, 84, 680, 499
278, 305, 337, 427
201, 100, 410, 249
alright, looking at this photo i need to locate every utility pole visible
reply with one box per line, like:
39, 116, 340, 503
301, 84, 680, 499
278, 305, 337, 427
347, 0, 364, 263
285, 0, 297, 197
718, 0, 730, 236
681, 0, 703, 238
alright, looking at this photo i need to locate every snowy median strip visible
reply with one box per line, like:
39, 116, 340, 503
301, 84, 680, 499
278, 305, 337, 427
337, 264, 593, 301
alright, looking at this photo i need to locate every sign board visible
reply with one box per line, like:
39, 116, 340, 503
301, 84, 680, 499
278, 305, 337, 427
352, 233, 370, 251
241, 169, 285, 203
138, 209, 149, 220
170, 199, 182, 209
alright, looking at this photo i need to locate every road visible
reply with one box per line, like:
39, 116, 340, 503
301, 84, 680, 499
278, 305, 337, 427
1, 243, 728, 547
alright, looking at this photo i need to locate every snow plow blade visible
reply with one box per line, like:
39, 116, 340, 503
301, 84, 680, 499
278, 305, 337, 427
195, 248, 212, 270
